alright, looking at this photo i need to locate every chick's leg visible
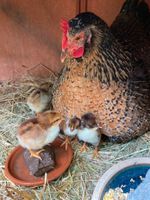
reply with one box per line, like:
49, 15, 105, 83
92, 146, 99, 159
29, 149, 44, 160
80, 142, 88, 153
61, 136, 70, 151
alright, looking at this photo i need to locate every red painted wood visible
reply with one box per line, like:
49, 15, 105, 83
0, 0, 78, 80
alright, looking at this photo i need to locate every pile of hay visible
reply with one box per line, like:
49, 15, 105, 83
0, 77, 150, 200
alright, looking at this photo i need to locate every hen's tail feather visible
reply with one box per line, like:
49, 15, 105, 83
111, 0, 150, 34
137, 1, 150, 27
111, 0, 150, 66
120, 0, 139, 14
119, 0, 150, 25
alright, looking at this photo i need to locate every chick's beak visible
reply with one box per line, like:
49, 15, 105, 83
57, 116, 65, 125
51, 115, 65, 126
70, 126, 74, 131
61, 49, 68, 63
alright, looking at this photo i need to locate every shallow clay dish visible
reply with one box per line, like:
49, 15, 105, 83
4, 137, 73, 187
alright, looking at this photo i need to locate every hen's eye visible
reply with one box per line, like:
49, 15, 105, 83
75, 36, 81, 41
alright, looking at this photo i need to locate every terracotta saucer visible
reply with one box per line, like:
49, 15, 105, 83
4, 137, 73, 187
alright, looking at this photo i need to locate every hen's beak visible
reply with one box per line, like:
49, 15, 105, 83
61, 50, 67, 63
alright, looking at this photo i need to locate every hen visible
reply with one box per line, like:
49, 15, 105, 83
52, 0, 150, 142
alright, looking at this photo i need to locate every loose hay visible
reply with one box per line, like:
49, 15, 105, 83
0, 79, 150, 200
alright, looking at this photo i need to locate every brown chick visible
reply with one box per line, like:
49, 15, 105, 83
17, 111, 63, 159
27, 88, 50, 113
77, 113, 101, 158
60, 116, 81, 150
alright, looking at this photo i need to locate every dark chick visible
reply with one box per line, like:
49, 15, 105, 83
52, 0, 150, 143
77, 113, 101, 158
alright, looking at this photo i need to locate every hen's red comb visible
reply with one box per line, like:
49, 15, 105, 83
60, 19, 69, 34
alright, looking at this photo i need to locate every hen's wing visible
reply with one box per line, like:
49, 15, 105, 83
111, 0, 150, 67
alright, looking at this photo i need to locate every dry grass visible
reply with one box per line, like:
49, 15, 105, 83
0, 78, 150, 200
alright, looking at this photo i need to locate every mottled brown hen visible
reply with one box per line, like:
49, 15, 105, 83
52, 0, 150, 142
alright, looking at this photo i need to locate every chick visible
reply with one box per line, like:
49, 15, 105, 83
17, 111, 63, 159
77, 113, 101, 158
61, 116, 81, 150
27, 88, 50, 113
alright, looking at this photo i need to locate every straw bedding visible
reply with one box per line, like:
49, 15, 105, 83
0, 76, 150, 200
